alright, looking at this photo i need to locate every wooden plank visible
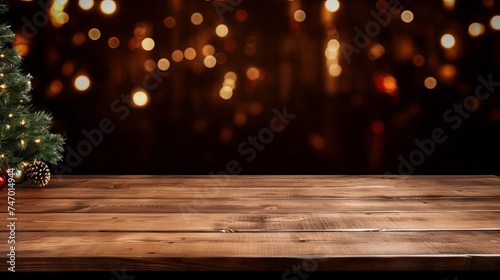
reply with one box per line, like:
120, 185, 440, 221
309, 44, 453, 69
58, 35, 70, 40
2, 231, 499, 271
2, 212, 500, 232
13, 197, 500, 213
1, 175, 500, 272
44, 174, 500, 187
5, 185, 500, 199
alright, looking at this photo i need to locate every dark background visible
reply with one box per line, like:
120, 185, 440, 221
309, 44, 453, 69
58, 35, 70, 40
4, 0, 500, 175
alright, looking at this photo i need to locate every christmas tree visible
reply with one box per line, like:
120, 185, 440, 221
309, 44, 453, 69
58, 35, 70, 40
0, 3, 64, 187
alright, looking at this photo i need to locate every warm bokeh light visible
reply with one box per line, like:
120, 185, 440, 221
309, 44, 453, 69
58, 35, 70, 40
132, 90, 149, 107
235, 9, 248, 22
424, 77, 437, 89
442, 0, 455, 10
184, 47, 196, 60
88, 28, 101, 40
78, 0, 94, 10
108, 37, 120, 49
46, 79, 63, 98
141, 37, 155, 51
234, 112, 247, 126
439, 64, 457, 80
215, 24, 229, 38
74, 75, 91, 91
203, 55, 217, 68
401, 10, 414, 23
13, 34, 30, 56
293, 10, 306, 22
144, 59, 156, 72
383, 77, 398, 93
440, 34, 455, 48
246, 67, 260, 81
375, 0, 388, 11
202, 44, 215, 56
163, 16, 176, 28
413, 54, 425, 66
328, 64, 342, 77
15, 45, 27, 57
327, 39, 340, 51
368, 44, 385, 60
172, 50, 184, 62
49, 0, 68, 27
371, 120, 385, 134
375, 73, 399, 96
134, 24, 148, 39
223, 78, 236, 90
100, 0, 116, 15
62, 62, 74, 76
491, 15, 500, 30
219, 86, 233, 100
225, 71, 237, 82
468, 22, 485, 37
128, 37, 140, 50
72, 32, 86, 45
215, 52, 227, 64
157, 58, 170, 71
325, 47, 338, 59
53, 12, 69, 26
325, 0, 340, 12
191, 12, 203, 25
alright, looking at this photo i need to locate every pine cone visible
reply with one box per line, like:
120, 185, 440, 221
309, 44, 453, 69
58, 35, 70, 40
26, 161, 51, 187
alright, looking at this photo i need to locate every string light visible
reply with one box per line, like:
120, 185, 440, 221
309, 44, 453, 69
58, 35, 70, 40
20, 139, 26, 148
34, 139, 41, 144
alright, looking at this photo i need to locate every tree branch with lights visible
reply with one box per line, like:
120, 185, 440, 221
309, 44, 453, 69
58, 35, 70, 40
0, 3, 65, 188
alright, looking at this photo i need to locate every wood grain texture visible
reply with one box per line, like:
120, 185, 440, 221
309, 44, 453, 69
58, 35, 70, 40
0, 175, 499, 272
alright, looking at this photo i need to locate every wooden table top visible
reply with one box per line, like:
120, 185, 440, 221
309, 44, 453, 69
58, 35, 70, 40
1, 175, 500, 273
